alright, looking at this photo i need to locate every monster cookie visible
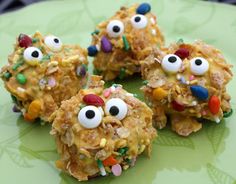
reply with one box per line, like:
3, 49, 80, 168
88, 3, 164, 80
0, 32, 88, 122
141, 40, 233, 136
51, 75, 157, 181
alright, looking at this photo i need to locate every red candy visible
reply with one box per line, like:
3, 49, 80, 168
83, 94, 104, 106
18, 34, 32, 48
102, 156, 118, 166
171, 100, 185, 112
208, 95, 220, 115
174, 48, 189, 60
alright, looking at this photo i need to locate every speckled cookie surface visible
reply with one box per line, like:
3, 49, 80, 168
0, 32, 88, 122
51, 75, 157, 181
141, 40, 233, 136
88, 3, 164, 81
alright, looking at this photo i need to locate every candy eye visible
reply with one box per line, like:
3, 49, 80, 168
105, 98, 128, 120
190, 57, 209, 75
23, 47, 43, 65
161, 54, 182, 73
130, 14, 148, 29
44, 35, 62, 52
106, 20, 124, 38
78, 105, 102, 129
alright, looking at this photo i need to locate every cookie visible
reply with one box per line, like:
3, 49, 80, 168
0, 32, 88, 122
88, 3, 164, 80
51, 75, 157, 181
141, 40, 233, 136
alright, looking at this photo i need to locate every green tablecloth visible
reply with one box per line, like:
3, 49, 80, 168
0, 0, 236, 184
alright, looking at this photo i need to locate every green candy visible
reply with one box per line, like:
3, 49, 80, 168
91, 29, 100, 35
3, 72, 12, 80
79, 104, 86, 109
32, 38, 39, 43
16, 73, 27, 84
12, 62, 23, 71
142, 80, 148, 85
93, 68, 102, 75
122, 35, 130, 51
12, 58, 24, 71
124, 158, 132, 164
42, 54, 51, 61
118, 147, 128, 156
177, 38, 184, 44
223, 108, 233, 118
96, 159, 103, 168
118, 68, 126, 79
11, 95, 17, 103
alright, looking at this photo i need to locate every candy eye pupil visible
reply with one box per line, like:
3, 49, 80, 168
195, 59, 202, 66
109, 106, 119, 116
113, 25, 120, 33
85, 110, 95, 119
168, 56, 177, 63
134, 16, 141, 22
54, 38, 59, 43
31, 50, 39, 58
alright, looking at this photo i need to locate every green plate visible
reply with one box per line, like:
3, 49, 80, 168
0, 0, 236, 183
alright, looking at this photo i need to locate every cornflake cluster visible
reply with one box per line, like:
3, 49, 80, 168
88, 3, 164, 80
141, 40, 233, 136
51, 75, 156, 181
0, 32, 88, 122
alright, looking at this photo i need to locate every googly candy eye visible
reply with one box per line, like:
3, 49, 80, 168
23, 47, 43, 66
105, 98, 128, 120
78, 105, 102, 129
130, 14, 148, 29
161, 54, 182, 73
190, 57, 209, 75
106, 20, 124, 38
44, 35, 62, 52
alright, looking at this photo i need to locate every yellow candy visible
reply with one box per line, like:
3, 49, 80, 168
99, 138, 107, 148
152, 87, 168, 100
138, 145, 146, 154
27, 99, 42, 119
55, 160, 64, 169
25, 59, 40, 66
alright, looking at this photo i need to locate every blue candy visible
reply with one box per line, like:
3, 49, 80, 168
87, 45, 98, 56
190, 85, 209, 101
136, 3, 151, 15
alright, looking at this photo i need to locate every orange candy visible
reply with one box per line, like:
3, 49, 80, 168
102, 156, 118, 166
152, 87, 168, 100
24, 100, 42, 121
23, 113, 35, 122
208, 95, 220, 115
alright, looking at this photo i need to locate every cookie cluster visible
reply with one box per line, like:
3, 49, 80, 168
88, 3, 164, 80
141, 41, 233, 136
51, 75, 156, 181
1, 32, 88, 122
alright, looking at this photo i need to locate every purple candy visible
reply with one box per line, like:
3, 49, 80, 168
12, 105, 21, 113
76, 65, 86, 77
48, 77, 56, 87
111, 164, 122, 176
101, 36, 112, 53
